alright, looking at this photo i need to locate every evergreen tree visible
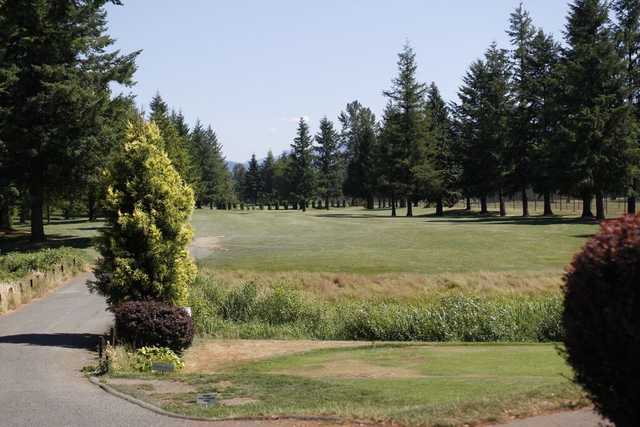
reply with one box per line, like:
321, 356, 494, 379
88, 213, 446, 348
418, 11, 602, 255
415, 83, 459, 216
245, 154, 260, 204
314, 117, 342, 210
340, 101, 378, 209
260, 151, 276, 205
232, 163, 247, 203
273, 151, 294, 208
149, 94, 194, 185
560, 0, 636, 219
92, 121, 196, 307
381, 43, 428, 217
528, 30, 563, 216
455, 43, 513, 215
507, 4, 538, 216
0, 0, 139, 241
290, 118, 315, 211
613, 0, 640, 214
189, 121, 228, 208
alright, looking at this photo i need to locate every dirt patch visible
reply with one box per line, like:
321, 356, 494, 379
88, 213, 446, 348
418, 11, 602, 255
106, 378, 196, 394
190, 236, 226, 259
278, 359, 424, 380
184, 339, 372, 373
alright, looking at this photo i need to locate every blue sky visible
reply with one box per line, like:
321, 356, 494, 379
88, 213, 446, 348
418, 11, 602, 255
106, 1, 570, 162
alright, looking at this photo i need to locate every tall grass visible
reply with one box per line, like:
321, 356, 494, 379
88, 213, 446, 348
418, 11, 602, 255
189, 276, 563, 342
0, 248, 87, 282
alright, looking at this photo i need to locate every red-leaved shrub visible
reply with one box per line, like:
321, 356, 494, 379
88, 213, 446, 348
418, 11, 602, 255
563, 214, 640, 427
114, 301, 194, 353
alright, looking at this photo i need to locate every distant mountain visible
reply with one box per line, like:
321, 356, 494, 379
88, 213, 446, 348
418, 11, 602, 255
226, 160, 248, 172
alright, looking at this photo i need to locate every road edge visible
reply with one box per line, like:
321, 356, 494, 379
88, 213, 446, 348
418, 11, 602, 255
88, 376, 362, 424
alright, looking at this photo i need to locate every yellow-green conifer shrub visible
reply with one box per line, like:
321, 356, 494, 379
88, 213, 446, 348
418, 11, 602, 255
91, 121, 196, 307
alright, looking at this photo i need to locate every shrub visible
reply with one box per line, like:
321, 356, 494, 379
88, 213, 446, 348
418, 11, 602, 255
133, 346, 184, 372
114, 300, 194, 353
91, 121, 196, 307
219, 282, 258, 322
563, 214, 640, 427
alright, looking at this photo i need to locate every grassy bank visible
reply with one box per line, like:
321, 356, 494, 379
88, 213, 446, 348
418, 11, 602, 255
189, 276, 564, 342
106, 343, 586, 426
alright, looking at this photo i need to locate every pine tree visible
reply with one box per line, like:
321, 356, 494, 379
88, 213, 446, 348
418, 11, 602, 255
381, 43, 428, 217
528, 30, 563, 216
455, 43, 513, 215
507, 4, 537, 216
560, 0, 636, 219
0, 0, 139, 241
290, 118, 315, 211
232, 163, 247, 204
245, 154, 260, 205
314, 117, 342, 210
613, 0, 640, 214
260, 151, 276, 205
416, 83, 459, 216
149, 94, 194, 185
340, 101, 378, 209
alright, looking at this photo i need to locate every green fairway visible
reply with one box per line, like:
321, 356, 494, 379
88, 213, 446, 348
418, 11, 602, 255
108, 343, 586, 426
191, 207, 598, 274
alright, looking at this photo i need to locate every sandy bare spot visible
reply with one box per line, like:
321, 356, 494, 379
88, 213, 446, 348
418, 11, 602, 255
190, 236, 226, 259
183, 339, 372, 373
278, 359, 424, 380
106, 378, 196, 394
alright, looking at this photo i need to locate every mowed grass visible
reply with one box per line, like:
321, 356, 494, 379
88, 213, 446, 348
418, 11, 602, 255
109, 343, 586, 426
191, 207, 598, 275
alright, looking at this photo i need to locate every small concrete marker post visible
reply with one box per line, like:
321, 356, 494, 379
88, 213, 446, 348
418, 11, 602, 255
151, 362, 175, 374
196, 393, 217, 407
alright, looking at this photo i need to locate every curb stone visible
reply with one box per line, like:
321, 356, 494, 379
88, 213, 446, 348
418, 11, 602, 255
88, 376, 369, 425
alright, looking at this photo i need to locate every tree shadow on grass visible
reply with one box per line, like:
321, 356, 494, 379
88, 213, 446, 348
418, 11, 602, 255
0, 233, 95, 254
0, 333, 99, 350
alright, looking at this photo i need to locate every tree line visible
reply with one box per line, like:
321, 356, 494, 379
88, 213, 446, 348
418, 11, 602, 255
3, 0, 640, 244
233, 0, 640, 220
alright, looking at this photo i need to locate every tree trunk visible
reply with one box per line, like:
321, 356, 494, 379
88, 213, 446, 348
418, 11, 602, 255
499, 191, 506, 217
521, 188, 529, 217
301, 199, 306, 212
436, 198, 444, 217
543, 192, 553, 216
365, 194, 374, 210
581, 194, 594, 219
595, 192, 605, 220
0, 202, 11, 229
391, 193, 397, 217
480, 195, 488, 214
325, 196, 330, 210
30, 175, 46, 242
87, 192, 97, 221
466, 197, 471, 211
628, 196, 636, 215
406, 199, 413, 217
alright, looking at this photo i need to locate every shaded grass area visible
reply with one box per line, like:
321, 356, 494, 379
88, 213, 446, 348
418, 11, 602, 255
191, 207, 598, 274
107, 343, 587, 426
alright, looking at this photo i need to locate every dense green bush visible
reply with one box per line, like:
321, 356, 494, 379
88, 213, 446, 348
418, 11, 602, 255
563, 215, 640, 427
0, 248, 86, 282
92, 121, 196, 307
114, 300, 194, 353
189, 277, 564, 343
133, 346, 184, 372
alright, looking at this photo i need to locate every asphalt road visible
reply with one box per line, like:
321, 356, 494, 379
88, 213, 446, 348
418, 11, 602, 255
0, 273, 325, 427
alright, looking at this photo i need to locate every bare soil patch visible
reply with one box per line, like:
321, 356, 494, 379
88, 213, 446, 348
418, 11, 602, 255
190, 236, 226, 259
183, 339, 371, 373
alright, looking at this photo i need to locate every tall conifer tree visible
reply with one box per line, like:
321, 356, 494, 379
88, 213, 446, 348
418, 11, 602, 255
290, 118, 315, 211
314, 117, 341, 210
560, 0, 636, 219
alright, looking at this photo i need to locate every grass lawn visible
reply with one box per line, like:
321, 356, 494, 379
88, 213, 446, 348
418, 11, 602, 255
191, 207, 599, 275
106, 342, 586, 426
